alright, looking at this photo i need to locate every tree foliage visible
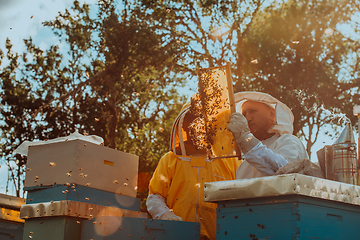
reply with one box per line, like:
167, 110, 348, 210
141, 0, 360, 157
0, 0, 187, 202
238, 0, 360, 155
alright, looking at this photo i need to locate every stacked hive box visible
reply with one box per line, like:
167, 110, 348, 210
204, 174, 360, 240
0, 193, 25, 240
21, 139, 201, 240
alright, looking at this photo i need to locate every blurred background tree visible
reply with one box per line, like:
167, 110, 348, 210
140, 0, 360, 157
0, 0, 188, 206
238, 0, 360, 156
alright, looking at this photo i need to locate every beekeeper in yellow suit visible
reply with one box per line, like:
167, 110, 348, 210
146, 104, 240, 240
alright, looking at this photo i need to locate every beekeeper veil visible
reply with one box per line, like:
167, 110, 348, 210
234, 92, 294, 135
170, 100, 206, 156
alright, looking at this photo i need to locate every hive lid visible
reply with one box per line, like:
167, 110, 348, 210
204, 173, 360, 205
0, 193, 26, 210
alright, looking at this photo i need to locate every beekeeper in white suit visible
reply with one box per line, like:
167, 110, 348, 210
228, 92, 309, 179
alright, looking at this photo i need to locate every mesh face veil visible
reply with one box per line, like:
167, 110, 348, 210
170, 106, 235, 157
234, 92, 294, 136
170, 107, 206, 156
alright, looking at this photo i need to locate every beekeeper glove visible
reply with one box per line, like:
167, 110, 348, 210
227, 112, 260, 154
160, 211, 183, 221
146, 194, 183, 221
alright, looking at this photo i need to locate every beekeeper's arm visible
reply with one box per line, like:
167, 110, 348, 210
227, 112, 298, 176
146, 152, 183, 221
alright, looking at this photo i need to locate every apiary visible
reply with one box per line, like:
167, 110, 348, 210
204, 173, 360, 240
25, 139, 138, 197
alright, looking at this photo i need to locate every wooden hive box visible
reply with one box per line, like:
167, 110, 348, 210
25, 139, 138, 197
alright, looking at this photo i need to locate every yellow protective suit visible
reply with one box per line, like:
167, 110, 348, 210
148, 108, 239, 239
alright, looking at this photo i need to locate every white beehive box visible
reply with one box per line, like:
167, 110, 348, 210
25, 139, 138, 197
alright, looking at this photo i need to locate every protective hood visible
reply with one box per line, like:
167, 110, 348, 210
170, 106, 192, 155
170, 102, 235, 157
234, 92, 294, 135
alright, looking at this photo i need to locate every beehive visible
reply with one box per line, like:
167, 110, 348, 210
25, 139, 138, 197
205, 174, 360, 239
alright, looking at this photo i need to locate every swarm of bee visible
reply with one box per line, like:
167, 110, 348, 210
189, 66, 230, 158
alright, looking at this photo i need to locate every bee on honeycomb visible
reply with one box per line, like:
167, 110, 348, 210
189, 66, 231, 158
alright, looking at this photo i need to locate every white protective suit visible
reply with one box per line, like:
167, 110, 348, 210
233, 92, 309, 179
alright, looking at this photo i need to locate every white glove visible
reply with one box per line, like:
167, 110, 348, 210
160, 211, 183, 221
146, 194, 183, 221
227, 112, 250, 142
227, 112, 260, 154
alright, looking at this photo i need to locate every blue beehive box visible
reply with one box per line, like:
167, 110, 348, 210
204, 173, 360, 240
21, 202, 200, 240
25, 184, 140, 211
81, 216, 201, 240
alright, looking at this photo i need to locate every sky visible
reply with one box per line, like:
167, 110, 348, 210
0, 0, 359, 196
0, 0, 98, 56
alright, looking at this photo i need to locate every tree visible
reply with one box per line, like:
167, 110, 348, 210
0, 39, 39, 197
139, 0, 265, 71
0, 0, 187, 203
141, 0, 360, 159
237, 0, 360, 157
0, 33, 96, 196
